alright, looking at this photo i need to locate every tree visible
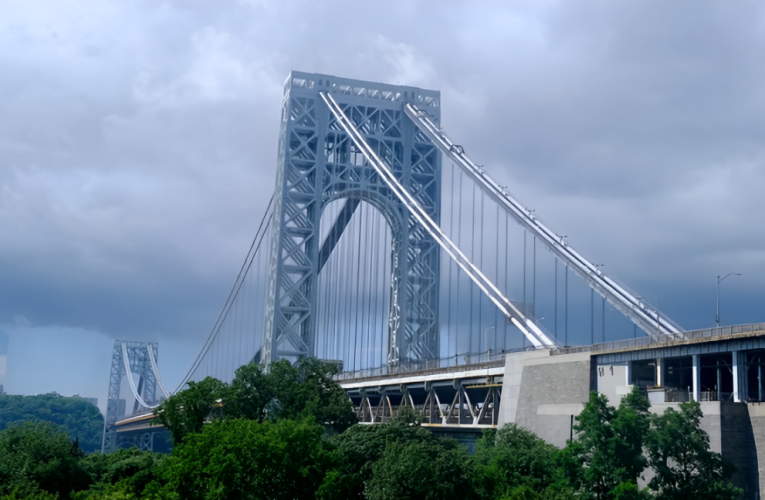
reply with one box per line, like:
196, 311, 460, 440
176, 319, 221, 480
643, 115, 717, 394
563, 388, 652, 499
157, 359, 356, 444
165, 417, 336, 500
0, 393, 104, 453
81, 448, 168, 498
154, 376, 229, 445
646, 401, 742, 500
472, 424, 559, 498
612, 387, 651, 484
324, 419, 432, 499
568, 391, 620, 499
364, 437, 476, 500
268, 358, 357, 433
226, 362, 276, 423
0, 421, 91, 499
324, 412, 472, 500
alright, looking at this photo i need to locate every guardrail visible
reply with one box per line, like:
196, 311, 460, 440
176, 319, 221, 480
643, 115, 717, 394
334, 346, 534, 381
551, 323, 765, 356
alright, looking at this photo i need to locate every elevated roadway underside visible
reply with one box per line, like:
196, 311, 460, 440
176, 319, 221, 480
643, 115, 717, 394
339, 359, 506, 428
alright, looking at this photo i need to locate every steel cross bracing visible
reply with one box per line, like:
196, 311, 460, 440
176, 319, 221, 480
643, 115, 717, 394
321, 91, 556, 348
261, 73, 442, 368
404, 104, 682, 341
341, 363, 505, 427
102, 341, 162, 453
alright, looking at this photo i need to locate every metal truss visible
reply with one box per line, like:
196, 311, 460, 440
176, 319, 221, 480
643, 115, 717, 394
349, 376, 502, 427
115, 431, 154, 452
262, 72, 442, 367
102, 341, 161, 453
404, 104, 682, 341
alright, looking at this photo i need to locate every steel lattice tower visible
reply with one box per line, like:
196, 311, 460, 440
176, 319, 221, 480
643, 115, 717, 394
102, 341, 159, 453
262, 72, 442, 368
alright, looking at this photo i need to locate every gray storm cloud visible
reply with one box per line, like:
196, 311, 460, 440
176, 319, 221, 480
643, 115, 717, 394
1, 0, 764, 402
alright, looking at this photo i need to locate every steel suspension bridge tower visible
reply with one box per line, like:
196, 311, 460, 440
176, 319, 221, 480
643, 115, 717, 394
261, 73, 443, 367
110, 71, 685, 432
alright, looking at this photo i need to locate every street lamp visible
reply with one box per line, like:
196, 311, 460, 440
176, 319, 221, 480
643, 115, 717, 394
484, 326, 495, 354
716, 273, 741, 327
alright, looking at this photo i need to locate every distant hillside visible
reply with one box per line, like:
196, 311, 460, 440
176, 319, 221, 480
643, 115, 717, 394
0, 393, 104, 453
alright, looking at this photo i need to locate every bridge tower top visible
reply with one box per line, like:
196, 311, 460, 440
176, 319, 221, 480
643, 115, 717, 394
283, 71, 441, 117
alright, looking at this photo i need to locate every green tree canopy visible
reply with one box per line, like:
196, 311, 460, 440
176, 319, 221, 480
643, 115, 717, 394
0, 421, 91, 499
324, 411, 473, 500
225, 361, 276, 423
0, 394, 104, 453
563, 388, 652, 499
646, 401, 741, 500
267, 358, 357, 433
612, 387, 651, 484
80, 448, 168, 499
155, 358, 356, 445
472, 424, 560, 499
364, 436, 475, 500
154, 376, 229, 445
165, 417, 335, 500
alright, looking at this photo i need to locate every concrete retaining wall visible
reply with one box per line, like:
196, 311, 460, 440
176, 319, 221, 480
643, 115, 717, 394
500, 350, 763, 499
498, 350, 591, 448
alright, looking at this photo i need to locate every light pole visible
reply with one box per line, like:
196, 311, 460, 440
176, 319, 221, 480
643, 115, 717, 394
484, 326, 495, 355
716, 273, 741, 327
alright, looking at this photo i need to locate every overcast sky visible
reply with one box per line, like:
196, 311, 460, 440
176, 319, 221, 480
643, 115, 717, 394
2, 1, 764, 409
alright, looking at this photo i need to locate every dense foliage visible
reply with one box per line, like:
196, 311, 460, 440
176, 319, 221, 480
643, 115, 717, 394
0, 363, 744, 499
0, 394, 103, 453
155, 358, 356, 445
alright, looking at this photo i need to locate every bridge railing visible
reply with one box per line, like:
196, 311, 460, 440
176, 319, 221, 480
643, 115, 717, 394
334, 347, 534, 381
551, 323, 765, 356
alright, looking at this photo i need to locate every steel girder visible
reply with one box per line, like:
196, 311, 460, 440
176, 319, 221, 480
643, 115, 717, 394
348, 378, 502, 427
262, 72, 442, 368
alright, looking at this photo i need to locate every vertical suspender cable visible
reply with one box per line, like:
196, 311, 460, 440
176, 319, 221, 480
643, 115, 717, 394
339, 207, 348, 370
532, 235, 536, 319
456, 170, 463, 359
504, 213, 509, 352
322, 93, 553, 347
495, 203, 500, 353
523, 231, 527, 314
602, 296, 606, 343
447, 163, 455, 362
367, 205, 374, 369
591, 288, 595, 345
565, 265, 569, 346
479, 189, 485, 354
555, 258, 558, 340
362, 204, 371, 369
354, 205, 363, 370
468, 183, 474, 355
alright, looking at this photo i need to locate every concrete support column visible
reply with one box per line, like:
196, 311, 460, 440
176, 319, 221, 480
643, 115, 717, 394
692, 354, 700, 402
656, 357, 663, 387
732, 350, 741, 403
625, 361, 632, 386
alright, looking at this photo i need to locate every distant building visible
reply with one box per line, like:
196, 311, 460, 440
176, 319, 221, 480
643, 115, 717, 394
0, 332, 7, 395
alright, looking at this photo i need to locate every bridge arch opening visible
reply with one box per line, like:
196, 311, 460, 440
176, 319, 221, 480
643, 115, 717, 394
315, 197, 395, 374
